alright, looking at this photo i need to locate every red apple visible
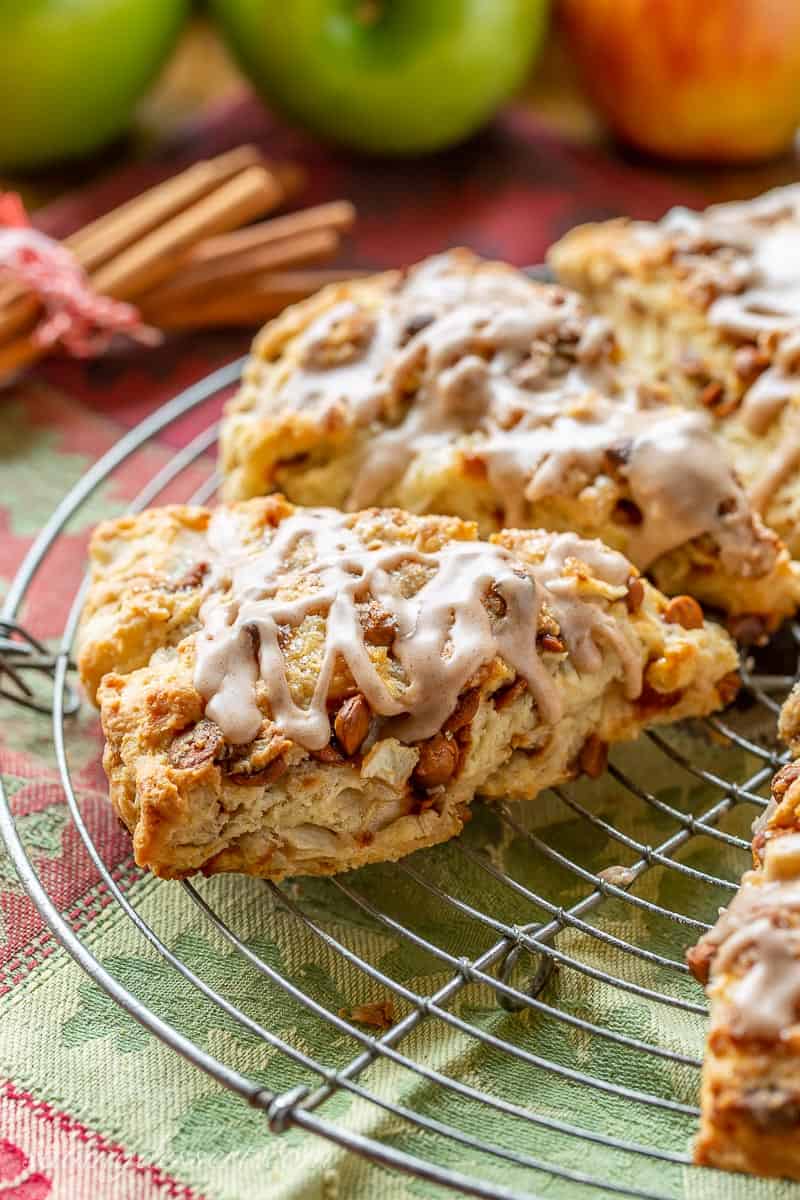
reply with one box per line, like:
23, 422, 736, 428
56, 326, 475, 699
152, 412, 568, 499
559, 0, 800, 162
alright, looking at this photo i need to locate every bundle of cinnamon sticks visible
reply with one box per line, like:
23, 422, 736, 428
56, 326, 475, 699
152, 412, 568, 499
0, 145, 359, 375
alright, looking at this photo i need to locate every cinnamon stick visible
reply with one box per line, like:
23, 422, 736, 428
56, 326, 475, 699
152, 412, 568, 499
0, 332, 45, 376
189, 200, 356, 264
145, 269, 367, 330
0, 292, 39, 345
139, 226, 341, 312
66, 145, 268, 270
0, 148, 283, 346
91, 165, 283, 301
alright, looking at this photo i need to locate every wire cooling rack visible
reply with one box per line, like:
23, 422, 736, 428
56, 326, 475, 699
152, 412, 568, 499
1, 354, 797, 1200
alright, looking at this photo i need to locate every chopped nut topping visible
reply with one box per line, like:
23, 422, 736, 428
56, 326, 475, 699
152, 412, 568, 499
625, 576, 645, 614
461, 453, 489, 480
485, 586, 508, 620
224, 728, 292, 783
168, 562, 209, 592
605, 439, 632, 468
579, 734, 608, 779
399, 311, 434, 345
773, 761, 800, 801
443, 687, 480, 734
242, 622, 261, 658
733, 344, 770, 382
169, 719, 225, 770
636, 682, 683, 714
663, 595, 704, 630
538, 633, 566, 654
226, 756, 288, 787
311, 743, 347, 765
361, 602, 397, 646
334, 693, 371, 756
303, 309, 376, 369
698, 380, 738, 416
686, 939, 716, 985
493, 677, 527, 712
679, 353, 709, 381
413, 732, 459, 789
716, 671, 740, 707
612, 498, 643, 527
699, 381, 724, 409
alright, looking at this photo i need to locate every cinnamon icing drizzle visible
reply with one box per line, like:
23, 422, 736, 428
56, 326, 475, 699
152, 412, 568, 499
270, 254, 772, 578
194, 507, 642, 749
703, 868, 800, 1041
659, 189, 800, 459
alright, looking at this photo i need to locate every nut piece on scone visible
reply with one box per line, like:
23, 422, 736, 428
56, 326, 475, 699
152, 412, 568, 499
78, 497, 739, 883
550, 187, 800, 564
219, 248, 800, 640
686, 682, 800, 1180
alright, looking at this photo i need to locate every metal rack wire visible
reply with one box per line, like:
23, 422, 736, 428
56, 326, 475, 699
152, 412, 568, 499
1, 354, 795, 1200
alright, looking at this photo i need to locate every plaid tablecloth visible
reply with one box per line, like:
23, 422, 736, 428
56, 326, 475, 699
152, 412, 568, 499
0, 94, 749, 1200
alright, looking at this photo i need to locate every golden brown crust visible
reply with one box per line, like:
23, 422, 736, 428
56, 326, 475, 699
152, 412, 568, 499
219, 249, 800, 635
688, 692, 800, 1178
549, 209, 800, 563
79, 498, 738, 882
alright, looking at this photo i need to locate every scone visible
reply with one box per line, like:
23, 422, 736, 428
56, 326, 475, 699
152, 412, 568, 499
220, 249, 800, 639
78, 495, 738, 882
688, 687, 800, 1179
550, 187, 800, 560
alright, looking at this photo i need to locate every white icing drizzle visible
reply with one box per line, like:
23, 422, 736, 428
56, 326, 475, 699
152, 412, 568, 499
269, 252, 771, 577
193, 507, 643, 749
704, 874, 800, 1040
658, 190, 800, 444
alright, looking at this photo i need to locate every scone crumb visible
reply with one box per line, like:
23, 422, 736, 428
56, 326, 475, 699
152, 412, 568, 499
339, 999, 395, 1030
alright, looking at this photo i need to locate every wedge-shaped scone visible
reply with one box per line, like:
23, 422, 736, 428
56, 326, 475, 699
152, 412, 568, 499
79, 496, 738, 881
550, 187, 800, 561
220, 249, 800, 638
688, 686, 800, 1179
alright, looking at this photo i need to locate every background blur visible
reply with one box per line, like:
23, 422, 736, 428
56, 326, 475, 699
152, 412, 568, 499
4, 6, 800, 216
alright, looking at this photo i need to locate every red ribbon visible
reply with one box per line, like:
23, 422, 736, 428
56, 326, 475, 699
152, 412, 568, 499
0, 193, 160, 358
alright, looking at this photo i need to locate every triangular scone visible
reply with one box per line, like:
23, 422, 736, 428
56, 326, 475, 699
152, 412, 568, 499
688, 685, 800, 1179
220, 249, 800, 640
79, 496, 738, 881
550, 188, 800, 564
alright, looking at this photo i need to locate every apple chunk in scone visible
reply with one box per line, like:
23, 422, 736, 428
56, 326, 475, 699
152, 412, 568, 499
220, 249, 800, 640
78, 496, 738, 881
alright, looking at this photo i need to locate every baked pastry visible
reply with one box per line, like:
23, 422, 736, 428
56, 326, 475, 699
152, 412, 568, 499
220, 249, 800, 639
550, 187, 800, 562
688, 687, 800, 1179
78, 495, 738, 882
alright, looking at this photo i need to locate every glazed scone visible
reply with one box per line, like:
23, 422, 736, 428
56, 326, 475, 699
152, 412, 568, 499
687, 688, 800, 1179
78, 495, 738, 882
550, 187, 800, 561
220, 249, 800, 639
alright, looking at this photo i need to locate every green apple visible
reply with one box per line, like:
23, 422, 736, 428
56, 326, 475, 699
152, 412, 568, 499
0, 0, 189, 170
209, 0, 550, 155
